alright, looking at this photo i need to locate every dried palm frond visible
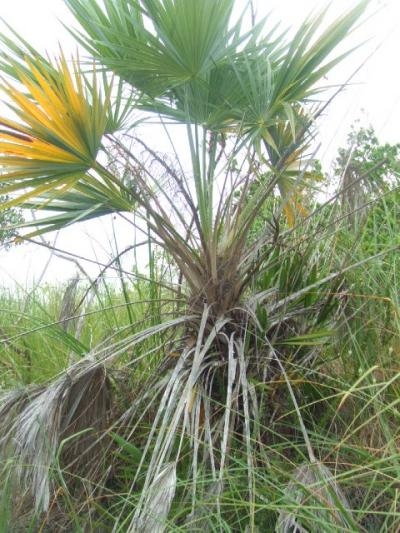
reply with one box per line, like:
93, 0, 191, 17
0, 387, 34, 435
115, 306, 265, 531
59, 277, 80, 333
275, 462, 355, 533
0, 314, 193, 522
128, 462, 177, 533
0, 359, 110, 512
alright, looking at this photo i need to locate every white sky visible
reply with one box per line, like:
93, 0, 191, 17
0, 0, 399, 288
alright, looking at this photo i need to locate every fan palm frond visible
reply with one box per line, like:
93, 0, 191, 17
0, 44, 135, 223
276, 462, 356, 533
0, 360, 110, 512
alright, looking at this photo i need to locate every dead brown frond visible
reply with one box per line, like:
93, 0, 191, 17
0, 359, 111, 513
275, 462, 354, 533
129, 462, 177, 533
58, 277, 80, 333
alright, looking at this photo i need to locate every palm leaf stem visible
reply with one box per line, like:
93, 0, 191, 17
107, 133, 202, 244
128, 134, 202, 236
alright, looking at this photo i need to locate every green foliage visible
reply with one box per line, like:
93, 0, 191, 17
334, 124, 400, 233
335, 124, 400, 193
328, 125, 400, 372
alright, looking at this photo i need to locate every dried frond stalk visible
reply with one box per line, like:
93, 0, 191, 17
0, 360, 111, 513
275, 462, 354, 533
129, 462, 177, 533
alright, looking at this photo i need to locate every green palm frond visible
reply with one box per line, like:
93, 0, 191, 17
15, 186, 135, 238
66, 0, 281, 127
65, 0, 367, 136
0, 19, 59, 83
65, 0, 248, 97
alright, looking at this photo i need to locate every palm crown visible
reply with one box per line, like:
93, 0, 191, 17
0, 0, 367, 308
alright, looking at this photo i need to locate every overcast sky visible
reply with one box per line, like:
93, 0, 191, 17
0, 0, 399, 287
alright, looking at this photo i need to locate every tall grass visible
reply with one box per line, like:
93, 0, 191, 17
0, 266, 176, 387
0, 193, 398, 531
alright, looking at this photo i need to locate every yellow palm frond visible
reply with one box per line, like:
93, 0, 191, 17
0, 52, 112, 203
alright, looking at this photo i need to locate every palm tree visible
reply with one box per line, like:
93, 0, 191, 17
0, 1, 370, 530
